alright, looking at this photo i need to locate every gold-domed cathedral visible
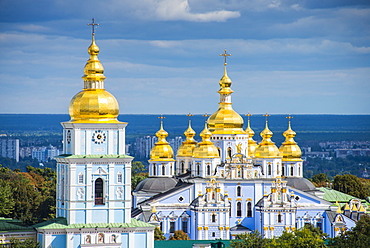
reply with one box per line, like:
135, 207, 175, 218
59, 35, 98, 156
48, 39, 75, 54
132, 50, 358, 241
35, 20, 155, 248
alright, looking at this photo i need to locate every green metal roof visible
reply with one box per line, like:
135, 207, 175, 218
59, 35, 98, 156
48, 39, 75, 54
317, 187, 361, 203
155, 240, 231, 248
57, 154, 133, 159
0, 217, 34, 232
33, 218, 154, 230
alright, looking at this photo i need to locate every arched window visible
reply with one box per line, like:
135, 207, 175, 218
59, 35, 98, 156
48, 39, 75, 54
111, 234, 117, 243
197, 163, 200, 176
268, 164, 272, 176
227, 147, 232, 159
299, 165, 301, 176
247, 202, 252, 217
236, 202, 242, 217
78, 172, 84, 184
95, 178, 104, 205
291, 166, 294, 176
153, 164, 156, 176
212, 232, 216, 237
237, 186, 241, 196
189, 162, 192, 172
117, 172, 122, 183
207, 164, 211, 176
162, 164, 166, 175
180, 161, 184, 173
211, 214, 216, 223
277, 213, 282, 223
282, 165, 285, 176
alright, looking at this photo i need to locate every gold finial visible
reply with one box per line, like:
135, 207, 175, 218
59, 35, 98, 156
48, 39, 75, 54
187, 113, 193, 121
263, 113, 270, 122
88, 18, 100, 35
220, 49, 231, 66
202, 113, 210, 123
158, 115, 165, 127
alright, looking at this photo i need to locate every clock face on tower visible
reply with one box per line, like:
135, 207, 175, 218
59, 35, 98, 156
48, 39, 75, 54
92, 130, 106, 144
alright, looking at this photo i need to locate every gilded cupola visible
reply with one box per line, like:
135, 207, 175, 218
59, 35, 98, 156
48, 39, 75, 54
177, 119, 198, 157
279, 116, 302, 161
68, 27, 120, 123
207, 50, 246, 135
193, 122, 220, 158
254, 114, 281, 158
245, 113, 257, 157
150, 120, 175, 161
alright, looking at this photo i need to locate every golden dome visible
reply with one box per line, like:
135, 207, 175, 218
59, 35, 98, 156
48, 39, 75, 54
193, 123, 220, 158
254, 119, 281, 158
177, 120, 197, 157
150, 121, 175, 161
245, 114, 257, 157
69, 33, 121, 123
279, 118, 302, 161
207, 62, 245, 135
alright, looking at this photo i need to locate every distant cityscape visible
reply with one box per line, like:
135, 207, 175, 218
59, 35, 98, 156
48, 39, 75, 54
1, 135, 370, 173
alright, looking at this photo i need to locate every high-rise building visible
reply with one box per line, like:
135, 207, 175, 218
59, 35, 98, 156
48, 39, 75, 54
0, 138, 20, 162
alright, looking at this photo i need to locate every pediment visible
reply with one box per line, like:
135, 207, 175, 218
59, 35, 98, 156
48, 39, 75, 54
93, 167, 108, 175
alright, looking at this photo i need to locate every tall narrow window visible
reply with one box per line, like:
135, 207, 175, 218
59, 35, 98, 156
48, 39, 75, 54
268, 164, 272, 176
162, 164, 166, 175
207, 164, 211, 176
227, 147, 232, 159
180, 161, 184, 173
197, 163, 200, 176
236, 202, 242, 217
117, 172, 122, 183
291, 166, 294, 176
211, 214, 216, 223
169, 222, 175, 233
95, 178, 104, 205
247, 202, 252, 217
282, 165, 285, 176
153, 164, 156, 176
78, 173, 84, 184
237, 186, 241, 196
277, 213, 282, 223
217, 147, 221, 157
212, 232, 216, 237
182, 221, 188, 233
298, 165, 301, 176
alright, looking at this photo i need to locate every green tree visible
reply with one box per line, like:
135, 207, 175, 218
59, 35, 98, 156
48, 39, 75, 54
0, 179, 15, 216
168, 230, 190, 240
333, 174, 368, 199
269, 226, 326, 248
132, 161, 146, 175
154, 227, 166, 240
230, 231, 269, 248
328, 215, 370, 248
312, 173, 330, 184
131, 161, 148, 190
8, 238, 40, 248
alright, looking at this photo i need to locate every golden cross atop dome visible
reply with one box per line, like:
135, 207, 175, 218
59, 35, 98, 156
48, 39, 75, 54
158, 115, 166, 120
286, 114, 293, 122
186, 113, 194, 118
219, 49, 231, 66
245, 112, 252, 120
88, 18, 100, 35
263, 113, 270, 122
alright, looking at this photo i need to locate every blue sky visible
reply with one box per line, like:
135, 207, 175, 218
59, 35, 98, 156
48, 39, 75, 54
0, 0, 369, 115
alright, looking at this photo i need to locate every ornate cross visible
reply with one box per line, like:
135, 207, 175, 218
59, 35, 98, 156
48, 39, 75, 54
263, 113, 270, 122
219, 49, 231, 66
88, 18, 100, 35
245, 112, 252, 121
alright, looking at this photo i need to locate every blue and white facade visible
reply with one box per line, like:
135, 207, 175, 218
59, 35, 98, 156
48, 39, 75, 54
132, 60, 362, 241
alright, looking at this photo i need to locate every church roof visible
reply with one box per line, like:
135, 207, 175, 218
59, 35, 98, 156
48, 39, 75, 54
285, 177, 316, 192
317, 187, 363, 203
134, 177, 180, 193
138, 181, 193, 205
230, 224, 252, 232
33, 217, 154, 230
0, 218, 34, 232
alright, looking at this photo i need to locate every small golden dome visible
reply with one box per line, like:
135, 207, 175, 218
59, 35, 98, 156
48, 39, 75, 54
279, 119, 302, 161
193, 123, 220, 158
69, 33, 121, 123
150, 121, 175, 161
177, 120, 197, 157
254, 120, 281, 158
245, 114, 257, 157
207, 64, 245, 135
